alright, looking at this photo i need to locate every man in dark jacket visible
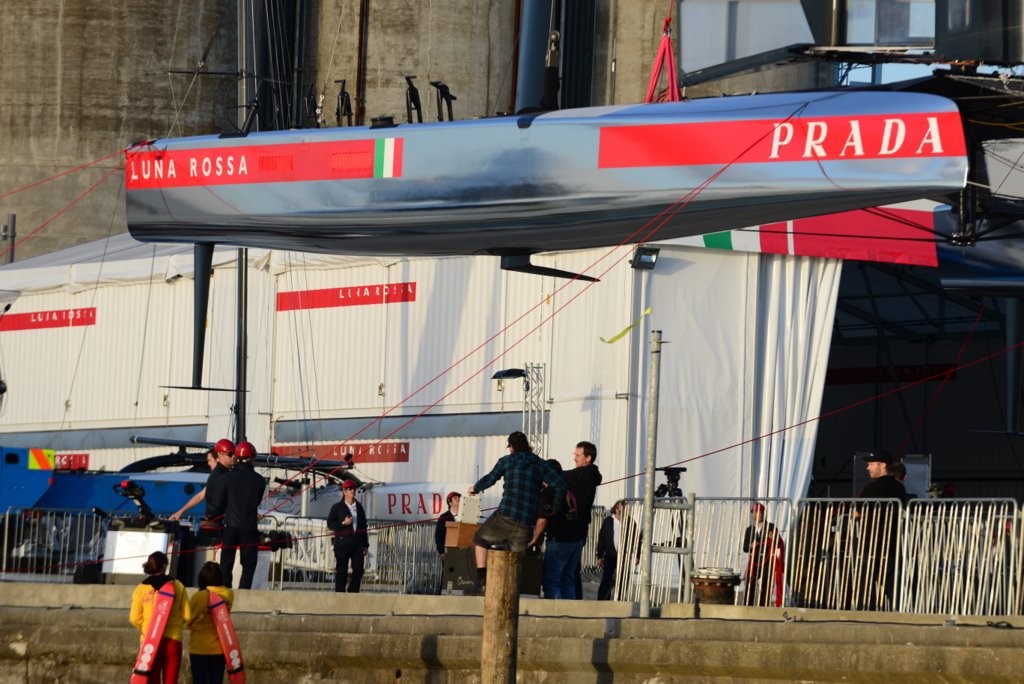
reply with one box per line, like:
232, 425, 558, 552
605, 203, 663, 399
214, 440, 266, 589
596, 499, 624, 600
543, 440, 602, 599
200, 438, 236, 524
434, 491, 461, 557
469, 431, 567, 591
327, 479, 370, 592
856, 449, 905, 610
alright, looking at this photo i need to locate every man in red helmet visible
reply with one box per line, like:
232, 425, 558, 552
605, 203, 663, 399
215, 440, 266, 589
203, 438, 236, 526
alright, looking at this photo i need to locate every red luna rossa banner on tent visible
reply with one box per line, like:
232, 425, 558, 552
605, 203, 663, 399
0, 307, 97, 332
276, 282, 416, 311
272, 442, 410, 464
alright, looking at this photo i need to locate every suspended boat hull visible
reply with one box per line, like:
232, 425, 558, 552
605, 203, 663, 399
125, 91, 968, 256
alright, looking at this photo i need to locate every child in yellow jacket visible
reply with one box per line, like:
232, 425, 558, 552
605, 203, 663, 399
187, 561, 235, 683
129, 550, 191, 683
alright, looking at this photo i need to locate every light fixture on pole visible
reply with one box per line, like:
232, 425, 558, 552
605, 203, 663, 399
630, 246, 660, 270
491, 365, 546, 455
491, 367, 527, 392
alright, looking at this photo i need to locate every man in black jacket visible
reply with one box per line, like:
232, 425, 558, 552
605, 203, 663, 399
856, 449, 905, 610
434, 491, 460, 557
213, 440, 266, 589
200, 438, 236, 524
327, 479, 371, 592
596, 499, 624, 600
542, 440, 602, 599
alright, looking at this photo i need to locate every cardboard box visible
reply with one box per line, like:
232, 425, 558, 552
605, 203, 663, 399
445, 522, 480, 548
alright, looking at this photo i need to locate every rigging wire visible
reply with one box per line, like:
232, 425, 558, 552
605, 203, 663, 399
58, 173, 127, 432
165, 8, 225, 138
0, 167, 120, 263
0, 100, 1007, 509
893, 303, 986, 456
131, 245, 160, 434
282, 252, 328, 453
589, 335, 1024, 491
490, 27, 521, 116
260, 99, 817, 511
982, 307, 1024, 474
0, 151, 122, 201
316, 2, 350, 126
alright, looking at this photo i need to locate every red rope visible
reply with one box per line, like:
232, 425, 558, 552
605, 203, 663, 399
0, 167, 120, 261
0, 149, 122, 200
644, 14, 680, 103
262, 103, 811, 514
894, 302, 987, 456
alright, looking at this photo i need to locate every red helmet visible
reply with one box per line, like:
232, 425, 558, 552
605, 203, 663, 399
234, 441, 256, 460
214, 438, 235, 456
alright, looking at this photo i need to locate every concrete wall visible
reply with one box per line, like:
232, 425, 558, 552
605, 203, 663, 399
0, 0, 828, 261
1, 583, 1023, 682
0, 0, 235, 259
307, 0, 517, 124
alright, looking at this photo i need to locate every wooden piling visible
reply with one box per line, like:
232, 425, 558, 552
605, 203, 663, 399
480, 549, 521, 684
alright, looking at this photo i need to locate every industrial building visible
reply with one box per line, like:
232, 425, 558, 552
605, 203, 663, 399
1, 1, 1023, 503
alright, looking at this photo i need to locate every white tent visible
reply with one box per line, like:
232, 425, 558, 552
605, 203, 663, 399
0, 232, 840, 505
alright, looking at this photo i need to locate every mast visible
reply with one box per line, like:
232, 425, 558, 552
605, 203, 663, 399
234, 0, 253, 443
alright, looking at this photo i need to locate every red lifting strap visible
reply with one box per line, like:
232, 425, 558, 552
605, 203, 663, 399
644, 15, 680, 103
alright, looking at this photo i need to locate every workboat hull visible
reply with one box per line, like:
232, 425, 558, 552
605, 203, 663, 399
125, 91, 968, 256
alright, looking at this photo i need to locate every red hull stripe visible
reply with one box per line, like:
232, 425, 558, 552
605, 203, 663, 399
598, 112, 965, 167
125, 138, 404, 190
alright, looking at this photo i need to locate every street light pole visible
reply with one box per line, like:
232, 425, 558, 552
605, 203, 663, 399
639, 329, 663, 618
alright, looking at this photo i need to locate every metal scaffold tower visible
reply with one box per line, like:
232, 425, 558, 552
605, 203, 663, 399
522, 363, 546, 457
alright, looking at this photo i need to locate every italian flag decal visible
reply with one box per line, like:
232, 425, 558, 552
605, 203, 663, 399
673, 201, 940, 267
374, 138, 403, 178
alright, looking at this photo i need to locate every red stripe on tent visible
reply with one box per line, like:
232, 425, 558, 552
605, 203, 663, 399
598, 112, 964, 168
0, 308, 96, 332
791, 208, 937, 266
272, 443, 409, 464
277, 282, 416, 311
758, 222, 790, 254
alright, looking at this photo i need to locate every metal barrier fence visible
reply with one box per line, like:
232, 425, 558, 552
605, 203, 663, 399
3, 500, 1023, 616
615, 498, 694, 606
1, 508, 106, 582
901, 498, 1018, 616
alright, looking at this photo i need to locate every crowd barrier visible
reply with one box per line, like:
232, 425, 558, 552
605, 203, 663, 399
3, 499, 1021, 616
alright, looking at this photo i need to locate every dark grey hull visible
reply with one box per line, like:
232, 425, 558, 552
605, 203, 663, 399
125, 90, 968, 257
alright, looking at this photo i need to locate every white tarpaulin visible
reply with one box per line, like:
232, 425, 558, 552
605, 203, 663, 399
640, 246, 839, 502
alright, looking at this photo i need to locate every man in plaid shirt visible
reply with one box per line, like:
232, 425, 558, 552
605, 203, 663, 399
467, 431, 567, 591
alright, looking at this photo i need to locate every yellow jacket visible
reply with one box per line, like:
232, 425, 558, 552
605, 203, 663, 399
129, 575, 191, 642
187, 585, 235, 655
